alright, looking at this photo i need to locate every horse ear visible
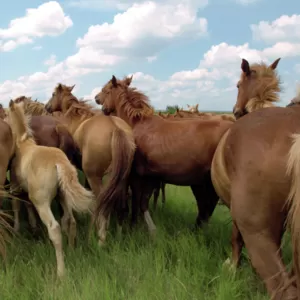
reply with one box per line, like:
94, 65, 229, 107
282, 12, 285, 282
111, 75, 117, 87
125, 75, 133, 86
9, 99, 14, 110
57, 83, 63, 91
269, 58, 281, 70
241, 58, 251, 76
68, 84, 75, 92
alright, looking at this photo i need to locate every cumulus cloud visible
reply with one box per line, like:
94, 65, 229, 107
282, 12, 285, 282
0, 1, 73, 52
251, 14, 300, 43
75, 1, 208, 61
44, 54, 57, 66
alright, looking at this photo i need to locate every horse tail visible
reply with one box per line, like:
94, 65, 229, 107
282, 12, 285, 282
56, 160, 94, 213
95, 126, 136, 221
286, 133, 300, 295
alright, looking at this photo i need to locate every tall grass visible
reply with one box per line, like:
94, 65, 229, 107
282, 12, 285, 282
0, 185, 291, 300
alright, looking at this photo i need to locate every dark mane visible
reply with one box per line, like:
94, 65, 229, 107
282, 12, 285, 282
118, 86, 154, 123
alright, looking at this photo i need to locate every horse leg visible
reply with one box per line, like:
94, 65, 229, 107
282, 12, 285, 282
152, 185, 159, 211
231, 187, 296, 299
141, 178, 157, 236
59, 193, 77, 248
223, 221, 244, 271
84, 173, 109, 246
161, 182, 166, 206
33, 200, 65, 277
191, 172, 219, 227
0, 165, 8, 210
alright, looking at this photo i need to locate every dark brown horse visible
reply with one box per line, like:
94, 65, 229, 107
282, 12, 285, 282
211, 57, 300, 299
95, 75, 233, 234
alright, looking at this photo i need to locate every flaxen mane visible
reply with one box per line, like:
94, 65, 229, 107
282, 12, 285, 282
7, 101, 34, 145
244, 62, 282, 112
14, 96, 49, 116
54, 85, 95, 119
117, 85, 154, 123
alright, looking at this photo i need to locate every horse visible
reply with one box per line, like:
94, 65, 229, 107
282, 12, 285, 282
211, 57, 300, 299
6, 100, 94, 277
45, 83, 136, 246
94, 75, 233, 234
0, 105, 15, 211
187, 104, 199, 113
286, 84, 300, 107
4, 96, 84, 234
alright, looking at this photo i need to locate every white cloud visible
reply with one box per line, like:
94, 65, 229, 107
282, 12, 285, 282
147, 55, 157, 63
44, 54, 57, 66
75, 1, 208, 60
0, 1, 73, 52
251, 14, 300, 44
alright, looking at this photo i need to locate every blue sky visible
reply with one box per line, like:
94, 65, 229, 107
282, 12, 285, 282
0, 0, 299, 111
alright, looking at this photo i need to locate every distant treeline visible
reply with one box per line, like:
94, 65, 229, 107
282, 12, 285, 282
157, 105, 230, 115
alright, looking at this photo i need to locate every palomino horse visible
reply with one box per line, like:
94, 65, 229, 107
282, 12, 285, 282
45, 84, 136, 246
95, 75, 234, 234
211, 57, 300, 299
6, 100, 94, 277
5, 96, 83, 234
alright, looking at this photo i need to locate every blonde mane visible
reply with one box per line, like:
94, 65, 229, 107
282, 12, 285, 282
244, 62, 282, 113
14, 96, 49, 116
53, 84, 96, 120
7, 101, 35, 146
117, 86, 154, 123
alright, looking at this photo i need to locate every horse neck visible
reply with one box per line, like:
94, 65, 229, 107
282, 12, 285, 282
63, 109, 92, 135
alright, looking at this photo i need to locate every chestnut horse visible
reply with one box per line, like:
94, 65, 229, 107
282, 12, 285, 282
211, 57, 300, 299
95, 75, 233, 234
45, 84, 136, 246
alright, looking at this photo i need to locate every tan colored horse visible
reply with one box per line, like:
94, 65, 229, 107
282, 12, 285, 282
6, 100, 94, 277
45, 84, 136, 246
211, 57, 300, 299
95, 75, 233, 234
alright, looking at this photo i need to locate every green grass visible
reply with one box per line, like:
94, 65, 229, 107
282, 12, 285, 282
0, 185, 291, 300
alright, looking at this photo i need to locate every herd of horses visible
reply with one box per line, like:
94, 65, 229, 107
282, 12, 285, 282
0, 57, 300, 299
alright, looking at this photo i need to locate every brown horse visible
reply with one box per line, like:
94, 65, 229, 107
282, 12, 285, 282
0, 116, 14, 210
45, 84, 136, 246
211, 57, 300, 299
95, 75, 233, 234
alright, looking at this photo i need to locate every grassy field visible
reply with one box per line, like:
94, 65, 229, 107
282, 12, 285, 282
0, 184, 292, 300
